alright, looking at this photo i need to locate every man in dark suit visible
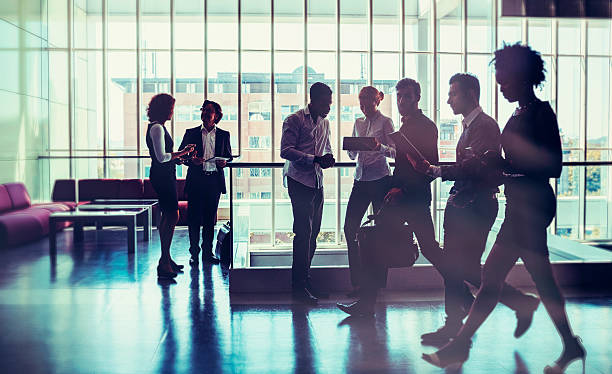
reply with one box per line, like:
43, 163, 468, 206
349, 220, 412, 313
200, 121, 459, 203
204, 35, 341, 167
412, 74, 540, 345
338, 78, 448, 316
179, 100, 232, 266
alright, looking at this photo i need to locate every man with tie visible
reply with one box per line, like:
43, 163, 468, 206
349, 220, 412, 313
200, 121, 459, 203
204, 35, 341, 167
179, 100, 232, 266
413, 73, 540, 345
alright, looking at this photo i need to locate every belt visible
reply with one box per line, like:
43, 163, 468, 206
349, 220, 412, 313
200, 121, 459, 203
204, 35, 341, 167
203, 170, 218, 176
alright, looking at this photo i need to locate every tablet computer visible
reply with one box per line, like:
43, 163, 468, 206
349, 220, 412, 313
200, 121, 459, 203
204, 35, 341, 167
342, 137, 377, 151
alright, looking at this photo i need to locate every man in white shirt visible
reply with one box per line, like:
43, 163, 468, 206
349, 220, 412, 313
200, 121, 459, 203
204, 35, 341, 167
281, 82, 335, 305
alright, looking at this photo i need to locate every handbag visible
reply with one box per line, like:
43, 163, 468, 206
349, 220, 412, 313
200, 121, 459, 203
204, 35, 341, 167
357, 213, 419, 269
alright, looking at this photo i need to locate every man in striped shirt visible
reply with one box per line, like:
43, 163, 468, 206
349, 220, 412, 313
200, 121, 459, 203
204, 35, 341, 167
281, 82, 335, 305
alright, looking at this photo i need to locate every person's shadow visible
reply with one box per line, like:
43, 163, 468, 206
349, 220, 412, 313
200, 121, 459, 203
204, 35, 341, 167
338, 308, 394, 373
291, 307, 316, 374
157, 278, 177, 374
188, 264, 222, 372
513, 351, 533, 374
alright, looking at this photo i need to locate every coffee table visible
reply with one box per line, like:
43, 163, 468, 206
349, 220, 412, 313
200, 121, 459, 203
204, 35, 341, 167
78, 204, 152, 240
49, 208, 146, 255
91, 199, 160, 223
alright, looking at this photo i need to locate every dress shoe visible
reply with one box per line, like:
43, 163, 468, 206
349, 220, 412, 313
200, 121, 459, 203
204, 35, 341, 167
170, 260, 184, 273
157, 264, 178, 279
202, 253, 220, 264
336, 300, 374, 317
292, 287, 318, 305
421, 318, 463, 345
544, 336, 586, 374
514, 294, 540, 338
422, 337, 472, 369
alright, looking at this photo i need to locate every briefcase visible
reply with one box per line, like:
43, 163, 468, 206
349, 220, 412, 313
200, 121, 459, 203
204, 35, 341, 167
357, 214, 419, 269
215, 221, 232, 266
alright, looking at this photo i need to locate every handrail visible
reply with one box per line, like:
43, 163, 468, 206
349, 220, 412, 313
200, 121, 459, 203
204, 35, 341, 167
36, 156, 612, 167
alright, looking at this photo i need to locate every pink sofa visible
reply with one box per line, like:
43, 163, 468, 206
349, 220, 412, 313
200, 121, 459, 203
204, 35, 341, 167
0, 183, 73, 248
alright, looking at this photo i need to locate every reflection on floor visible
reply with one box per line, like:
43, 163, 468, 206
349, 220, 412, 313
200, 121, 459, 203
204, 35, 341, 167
0, 228, 610, 373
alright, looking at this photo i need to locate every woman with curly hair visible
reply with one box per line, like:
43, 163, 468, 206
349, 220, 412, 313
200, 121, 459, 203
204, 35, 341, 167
146, 93, 195, 279
422, 44, 585, 373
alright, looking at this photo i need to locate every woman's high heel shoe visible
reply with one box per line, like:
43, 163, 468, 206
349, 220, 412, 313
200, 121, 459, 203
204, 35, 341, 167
157, 263, 178, 279
422, 337, 472, 369
543, 336, 586, 374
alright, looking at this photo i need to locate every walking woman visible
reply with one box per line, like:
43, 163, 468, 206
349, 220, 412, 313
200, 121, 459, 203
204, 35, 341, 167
341, 86, 395, 298
146, 93, 195, 279
422, 44, 585, 373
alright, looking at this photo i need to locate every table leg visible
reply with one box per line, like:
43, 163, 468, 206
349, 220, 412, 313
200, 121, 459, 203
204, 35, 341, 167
74, 222, 84, 242
127, 217, 136, 253
49, 218, 57, 256
144, 208, 151, 241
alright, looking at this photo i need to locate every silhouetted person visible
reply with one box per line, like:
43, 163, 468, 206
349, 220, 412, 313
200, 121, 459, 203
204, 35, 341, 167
415, 73, 539, 346
145, 93, 195, 278
281, 82, 335, 305
338, 78, 447, 316
179, 100, 233, 267
343, 86, 395, 298
422, 44, 586, 374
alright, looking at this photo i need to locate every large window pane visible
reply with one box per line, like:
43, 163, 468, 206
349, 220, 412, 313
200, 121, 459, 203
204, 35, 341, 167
340, 0, 367, 52
373, 52, 400, 125
141, 0, 170, 50
437, 54, 462, 162
208, 0, 238, 50
467, 54, 494, 116
587, 57, 611, 149
557, 56, 582, 149
73, 0, 102, 49
588, 20, 610, 55
308, 0, 336, 51
48, 0, 68, 48
174, 51, 205, 153
74, 51, 103, 150
405, 0, 431, 52
108, 0, 136, 49
140, 51, 171, 155
242, 0, 271, 51
107, 52, 136, 151
558, 20, 581, 55
274, 51, 304, 161
274, 0, 304, 51
373, 0, 401, 52
528, 19, 551, 54
242, 51, 272, 162
498, 18, 522, 48
467, 0, 492, 53
175, 0, 204, 50
557, 152, 583, 239
339, 52, 366, 161
309, 52, 337, 159
405, 53, 432, 118
208, 51, 238, 157
437, 0, 462, 53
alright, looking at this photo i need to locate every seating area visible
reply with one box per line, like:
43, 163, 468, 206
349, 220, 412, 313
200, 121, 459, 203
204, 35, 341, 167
51, 178, 196, 226
1, 178, 224, 249
0, 183, 73, 248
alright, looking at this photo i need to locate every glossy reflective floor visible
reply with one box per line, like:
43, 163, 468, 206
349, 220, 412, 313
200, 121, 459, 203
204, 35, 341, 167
1, 228, 611, 374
